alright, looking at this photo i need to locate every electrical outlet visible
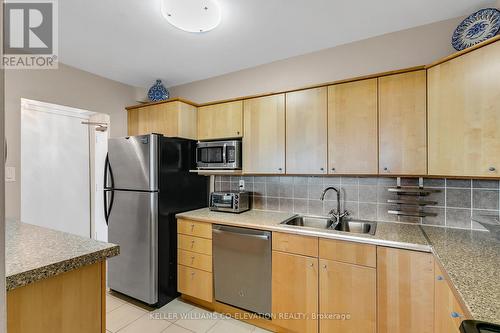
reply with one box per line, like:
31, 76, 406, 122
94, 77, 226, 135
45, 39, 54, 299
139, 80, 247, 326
239, 179, 245, 190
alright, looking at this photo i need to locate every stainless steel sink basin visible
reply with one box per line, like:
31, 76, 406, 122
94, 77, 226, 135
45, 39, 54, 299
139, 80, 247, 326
333, 220, 377, 235
281, 215, 377, 235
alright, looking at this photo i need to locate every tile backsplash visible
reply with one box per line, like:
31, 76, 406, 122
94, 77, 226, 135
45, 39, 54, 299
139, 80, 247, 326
214, 176, 500, 231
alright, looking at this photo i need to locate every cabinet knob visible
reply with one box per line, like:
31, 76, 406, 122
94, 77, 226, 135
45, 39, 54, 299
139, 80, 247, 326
237, 131, 240, 135
278, 168, 282, 171
331, 168, 335, 171
489, 167, 496, 172
322, 264, 327, 269
320, 168, 324, 171
383, 167, 388, 172
191, 272, 196, 277
436, 275, 444, 281
451, 312, 461, 318
309, 263, 314, 268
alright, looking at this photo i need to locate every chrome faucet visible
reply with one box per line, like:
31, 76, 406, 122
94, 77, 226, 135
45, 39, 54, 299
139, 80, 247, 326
320, 186, 349, 227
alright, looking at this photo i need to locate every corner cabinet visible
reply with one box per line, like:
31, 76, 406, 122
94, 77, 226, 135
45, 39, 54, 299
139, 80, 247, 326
127, 101, 197, 139
285, 87, 328, 174
428, 41, 500, 177
379, 70, 427, 175
243, 94, 285, 174
377, 247, 434, 333
197, 100, 243, 140
328, 79, 378, 174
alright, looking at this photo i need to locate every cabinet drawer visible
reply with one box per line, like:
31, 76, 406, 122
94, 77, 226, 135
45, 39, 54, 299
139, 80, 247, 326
178, 234, 212, 255
272, 232, 318, 257
177, 219, 212, 239
178, 249, 212, 272
178, 265, 213, 303
319, 239, 376, 267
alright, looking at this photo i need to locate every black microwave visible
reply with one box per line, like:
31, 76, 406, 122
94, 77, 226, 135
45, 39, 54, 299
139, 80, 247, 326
196, 140, 242, 169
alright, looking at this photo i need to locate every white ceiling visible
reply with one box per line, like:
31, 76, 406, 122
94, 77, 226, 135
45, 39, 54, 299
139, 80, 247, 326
59, 0, 495, 88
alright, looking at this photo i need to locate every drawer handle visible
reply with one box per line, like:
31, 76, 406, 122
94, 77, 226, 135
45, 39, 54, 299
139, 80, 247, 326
436, 275, 444, 281
191, 224, 195, 231
322, 264, 327, 269
191, 256, 195, 264
309, 263, 314, 268
191, 240, 195, 248
451, 312, 461, 318
489, 167, 496, 172
191, 272, 196, 278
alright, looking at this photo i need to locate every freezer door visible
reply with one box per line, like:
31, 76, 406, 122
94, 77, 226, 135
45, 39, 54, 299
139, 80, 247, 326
108, 190, 158, 304
107, 134, 158, 191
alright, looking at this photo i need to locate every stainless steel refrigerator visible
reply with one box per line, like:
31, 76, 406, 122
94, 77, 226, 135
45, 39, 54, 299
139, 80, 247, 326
105, 134, 208, 307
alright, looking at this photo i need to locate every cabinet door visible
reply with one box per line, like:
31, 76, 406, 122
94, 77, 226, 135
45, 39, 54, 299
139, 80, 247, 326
272, 251, 318, 333
379, 70, 427, 175
319, 259, 376, 333
197, 101, 243, 140
286, 87, 328, 174
328, 79, 378, 174
428, 41, 500, 177
127, 106, 153, 136
243, 94, 285, 174
151, 102, 197, 140
377, 247, 434, 333
434, 262, 467, 333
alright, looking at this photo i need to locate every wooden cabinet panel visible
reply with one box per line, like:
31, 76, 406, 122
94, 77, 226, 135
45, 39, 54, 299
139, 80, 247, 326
319, 259, 376, 333
7, 262, 104, 333
272, 232, 318, 257
178, 234, 212, 255
377, 247, 434, 333
428, 41, 500, 177
379, 70, 427, 175
178, 265, 213, 303
197, 101, 243, 140
127, 101, 197, 139
286, 87, 328, 174
177, 219, 212, 239
243, 94, 285, 174
328, 79, 378, 174
434, 262, 468, 333
178, 249, 213, 272
319, 239, 376, 267
272, 251, 318, 333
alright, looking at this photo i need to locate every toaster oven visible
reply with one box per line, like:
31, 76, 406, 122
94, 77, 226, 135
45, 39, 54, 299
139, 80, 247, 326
209, 191, 250, 213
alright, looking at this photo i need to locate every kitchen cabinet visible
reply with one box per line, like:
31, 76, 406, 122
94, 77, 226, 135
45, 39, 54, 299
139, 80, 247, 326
328, 79, 378, 174
286, 87, 328, 174
319, 259, 376, 333
428, 41, 500, 177
197, 100, 243, 140
177, 219, 213, 303
434, 262, 468, 333
379, 70, 427, 175
377, 247, 434, 333
127, 101, 197, 139
272, 250, 318, 333
272, 232, 318, 257
243, 94, 285, 174
7, 262, 105, 333
319, 238, 376, 268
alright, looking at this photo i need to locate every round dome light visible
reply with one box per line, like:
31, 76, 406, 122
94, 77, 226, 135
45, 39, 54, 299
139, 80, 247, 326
161, 0, 222, 33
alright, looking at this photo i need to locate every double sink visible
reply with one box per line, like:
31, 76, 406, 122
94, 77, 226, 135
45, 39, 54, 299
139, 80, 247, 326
281, 215, 377, 235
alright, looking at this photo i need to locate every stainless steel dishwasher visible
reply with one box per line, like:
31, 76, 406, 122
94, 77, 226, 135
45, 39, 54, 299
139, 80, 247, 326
213, 224, 272, 315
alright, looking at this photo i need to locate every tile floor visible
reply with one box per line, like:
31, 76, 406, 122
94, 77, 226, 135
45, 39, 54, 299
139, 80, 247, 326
106, 292, 272, 333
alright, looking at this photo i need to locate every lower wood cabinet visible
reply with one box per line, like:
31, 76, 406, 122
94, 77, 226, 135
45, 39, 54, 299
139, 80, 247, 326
434, 262, 469, 333
178, 264, 213, 303
272, 250, 318, 333
319, 259, 376, 333
377, 247, 435, 333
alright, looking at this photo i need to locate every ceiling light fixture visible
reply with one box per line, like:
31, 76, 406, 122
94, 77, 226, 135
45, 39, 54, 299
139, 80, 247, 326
161, 0, 221, 33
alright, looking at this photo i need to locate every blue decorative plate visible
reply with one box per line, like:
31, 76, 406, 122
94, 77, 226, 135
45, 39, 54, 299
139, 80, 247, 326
452, 8, 500, 51
148, 79, 170, 102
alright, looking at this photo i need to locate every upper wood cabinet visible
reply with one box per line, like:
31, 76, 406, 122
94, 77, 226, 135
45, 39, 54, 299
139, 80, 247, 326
428, 41, 500, 177
127, 101, 197, 139
197, 100, 243, 140
328, 79, 378, 174
319, 259, 376, 333
286, 87, 328, 174
243, 94, 285, 174
379, 70, 427, 175
377, 247, 434, 333
272, 251, 318, 333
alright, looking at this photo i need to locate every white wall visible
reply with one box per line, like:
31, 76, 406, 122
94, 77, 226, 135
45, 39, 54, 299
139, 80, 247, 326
5, 64, 138, 220
169, 17, 462, 103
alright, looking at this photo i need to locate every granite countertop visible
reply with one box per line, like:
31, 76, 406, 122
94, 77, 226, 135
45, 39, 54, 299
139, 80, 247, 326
178, 208, 500, 325
423, 226, 500, 325
6, 220, 119, 291
177, 208, 431, 251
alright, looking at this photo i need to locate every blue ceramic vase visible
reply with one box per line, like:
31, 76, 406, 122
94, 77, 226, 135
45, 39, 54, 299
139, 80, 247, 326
148, 79, 170, 102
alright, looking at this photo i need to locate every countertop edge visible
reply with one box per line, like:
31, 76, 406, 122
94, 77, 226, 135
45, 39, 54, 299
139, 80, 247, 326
6, 245, 119, 291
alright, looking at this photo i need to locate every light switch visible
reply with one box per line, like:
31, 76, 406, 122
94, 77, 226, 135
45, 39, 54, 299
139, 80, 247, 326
5, 166, 16, 182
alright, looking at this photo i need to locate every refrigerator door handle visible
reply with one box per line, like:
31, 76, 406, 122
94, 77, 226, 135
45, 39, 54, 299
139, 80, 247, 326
104, 154, 115, 225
